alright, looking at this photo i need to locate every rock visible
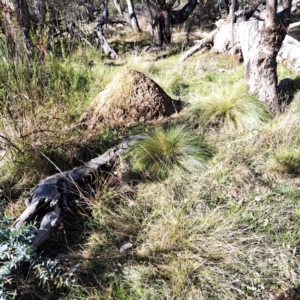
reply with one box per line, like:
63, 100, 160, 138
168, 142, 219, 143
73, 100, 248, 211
120, 243, 133, 253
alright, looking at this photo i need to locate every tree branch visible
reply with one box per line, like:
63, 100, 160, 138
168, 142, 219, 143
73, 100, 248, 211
11, 135, 145, 248
266, 0, 278, 27
171, 0, 198, 25
95, 0, 121, 59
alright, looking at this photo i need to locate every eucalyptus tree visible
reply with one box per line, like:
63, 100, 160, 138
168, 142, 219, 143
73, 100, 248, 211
146, 0, 199, 46
180, 0, 298, 112
240, 0, 292, 112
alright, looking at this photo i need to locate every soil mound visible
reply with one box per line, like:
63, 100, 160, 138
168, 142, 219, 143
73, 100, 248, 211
81, 69, 181, 128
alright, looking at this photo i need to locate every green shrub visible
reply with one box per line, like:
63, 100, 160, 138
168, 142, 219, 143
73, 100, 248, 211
125, 125, 212, 180
0, 214, 77, 298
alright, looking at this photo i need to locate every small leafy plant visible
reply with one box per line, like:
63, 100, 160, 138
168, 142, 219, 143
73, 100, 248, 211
0, 214, 77, 299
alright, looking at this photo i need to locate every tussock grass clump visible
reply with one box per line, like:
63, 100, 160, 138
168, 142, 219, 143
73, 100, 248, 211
191, 82, 270, 131
269, 147, 300, 174
2, 30, 300, 300
126, 125, 212, 180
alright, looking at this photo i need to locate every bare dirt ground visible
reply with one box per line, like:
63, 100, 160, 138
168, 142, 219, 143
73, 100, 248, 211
81, 69, 182, 128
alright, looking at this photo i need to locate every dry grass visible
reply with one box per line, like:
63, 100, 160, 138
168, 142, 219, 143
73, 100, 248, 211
190, 81, 270, 131
1, 36, 300, 300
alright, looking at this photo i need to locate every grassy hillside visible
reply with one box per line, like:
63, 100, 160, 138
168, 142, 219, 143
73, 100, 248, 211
0, 32, 300, 299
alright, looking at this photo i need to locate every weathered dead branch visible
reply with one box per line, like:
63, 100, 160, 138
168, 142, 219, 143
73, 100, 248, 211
178, 30, 217, 63
179, 21, 300, 73
95, 0, 121, 59
11, 135, 144, 248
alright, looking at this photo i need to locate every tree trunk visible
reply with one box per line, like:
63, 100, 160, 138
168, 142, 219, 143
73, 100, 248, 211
146, 0, 198, 46
146, 0, 172, 46
0, 0, 31, 55
239, 20, 285, 112
11, 135, 144, 248
96, 0, 121, 59
180, 0, 293, 112
239, 0, 291, 112
179, 31, 297, 113
170, 0, 198, 24
126, 0, 141, 34
180, 20, 300, 71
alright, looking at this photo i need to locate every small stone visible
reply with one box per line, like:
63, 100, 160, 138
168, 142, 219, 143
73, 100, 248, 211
120, 243, 133, 253
263, 219, 269, 227
254, 196, 262, 202
128, 200, 135, 207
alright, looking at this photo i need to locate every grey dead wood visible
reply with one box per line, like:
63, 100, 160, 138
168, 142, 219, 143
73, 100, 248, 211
289, 20, 300, 28
95, 0, 121, 59
11, 135, 145, 248
277, 35, 300, 72
126, 0, 141, 33
114, 0, 123, 16
178, 30, 217, 63
180, 22, 300, 73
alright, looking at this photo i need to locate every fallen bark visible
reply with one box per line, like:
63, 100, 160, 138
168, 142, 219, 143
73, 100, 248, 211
11, 135, 144, 248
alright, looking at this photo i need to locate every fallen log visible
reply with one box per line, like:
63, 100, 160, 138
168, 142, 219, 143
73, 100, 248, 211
178, 30, 217, 63
179, 20, 241, 63
277, 34, 300, 73
179, 21, 300, 73
11, 134, 144, 248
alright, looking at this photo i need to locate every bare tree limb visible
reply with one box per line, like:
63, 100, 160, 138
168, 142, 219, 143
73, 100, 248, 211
179, 30, 217, 63
289, 20, 300, 28
95, 0, 121, 59
11, 135, 145, 248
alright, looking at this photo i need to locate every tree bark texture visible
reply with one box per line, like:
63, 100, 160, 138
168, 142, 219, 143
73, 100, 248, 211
180, 5, 298, 112
170, 0, 198, 24
239, 20, 286, 112
126, 0, 141, 34
96, 0, 121, 59
0, 0, 31, 55
11, 135, 144, 248
146, 0, 172, 46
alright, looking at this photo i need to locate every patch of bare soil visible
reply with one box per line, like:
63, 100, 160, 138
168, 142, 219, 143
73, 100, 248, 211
81, 69, 181, 128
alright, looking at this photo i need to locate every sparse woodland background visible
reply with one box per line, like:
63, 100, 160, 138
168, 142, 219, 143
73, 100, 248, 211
1, 0, 300, 299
